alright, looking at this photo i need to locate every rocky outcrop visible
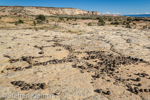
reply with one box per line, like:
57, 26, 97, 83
0, 6, 101, 16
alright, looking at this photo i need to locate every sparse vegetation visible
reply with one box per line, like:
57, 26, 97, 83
108, 18, 112, 21
73, 23, 77, 25
33, 21, 36, 26
97, 18, 105, 26
18, 19, 24, 24
111, 22, 119, 25
126, 24, 131, 28
59, 17, 64, 21
15, 22, 18, 26
37, 20, 42, 24
36, 14, 45, 21
88, 23, 92, 26
133, 23, 136, 25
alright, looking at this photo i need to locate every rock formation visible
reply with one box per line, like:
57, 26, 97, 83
0, 6, 101, 16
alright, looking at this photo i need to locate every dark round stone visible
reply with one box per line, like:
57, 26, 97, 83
12, 81, 17, 85
144, 89, 149, 92
97, 74, 100, 78
39, 51, 44, 54
139, 89, 144, 92
138, 83, 142, 86
41, 83, 47, 90
136, 77, 141, 81
107, 91, 111, 95
97, 89, 102, 93
37, 83, 41, 86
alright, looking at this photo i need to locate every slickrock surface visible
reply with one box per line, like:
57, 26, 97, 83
0, 25, 150, 100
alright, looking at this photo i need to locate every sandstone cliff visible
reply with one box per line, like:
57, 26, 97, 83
0, 6, 101, 16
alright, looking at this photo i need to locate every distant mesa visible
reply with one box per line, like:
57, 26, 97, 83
0, 6, 101, 16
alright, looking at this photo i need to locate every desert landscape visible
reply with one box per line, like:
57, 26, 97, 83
0, 6, 150, 100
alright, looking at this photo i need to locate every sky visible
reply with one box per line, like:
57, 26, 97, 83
0, 0, 150, 15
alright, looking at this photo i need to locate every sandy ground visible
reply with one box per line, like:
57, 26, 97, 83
0, 25, 150, 100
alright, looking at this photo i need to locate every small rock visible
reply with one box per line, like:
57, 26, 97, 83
97, 74, 100, 78
107, 91, 111, 95
136, 77, 141, 81
98, 89, 102, 93
144, 89, 149, 92
2, 70, 7, 73
80, 70, 84, 73
41, 83, 47, 90
39, 51, 44, 54
138, 83, 142, 86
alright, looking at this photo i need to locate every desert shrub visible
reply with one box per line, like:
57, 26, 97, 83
18, 19, 24, 24
37, 20, 42, 24
126, 24, 131, 28
133, 23, 136, 25
36, 14, 45, 21
15, 22, 18, 26
73, 23, 77, 25
115, 19, 117, 21
33, 21, 36, 26
111, 22, 119, 25
126, 21, 131, 25
123, 21, 126, 25
143, 26, 147, 29
88, 23, 92, 26
98, 22, 105, 26
54, 22, 59, 27
108, 18, 112, 21
133, 18, 141, 21
59, 17, 64, 21
127, 17, 132, 22
98, 18, 104, 23
46, 20, 49, 23
0, 17, 1, 19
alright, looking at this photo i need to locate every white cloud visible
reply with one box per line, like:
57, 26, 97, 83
102, 12, 122, 15
145, 12, 150, 14
113, 12, 122, 15
102, 12, 111, 15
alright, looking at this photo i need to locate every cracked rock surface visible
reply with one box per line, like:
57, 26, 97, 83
0, 25, 150, 100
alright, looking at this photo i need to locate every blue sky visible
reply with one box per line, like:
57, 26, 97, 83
0, 0, 150, 15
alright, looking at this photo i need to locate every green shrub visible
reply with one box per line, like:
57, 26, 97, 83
67, 18, 69, 21
36, 14, 45, 21
98, 18, 104, 23
133, 23, 136, 25
108, 18, 112, 21
115, 19, 117, 21
111, 22, 119, 25
127, 17, 132, 21
0, 17, 1, 19
126, 24, 131, 28
18, 19, 24, 24
123, 21, 126, 25
33, 21, 36, 26
37, 20, 42, 24
59, 17, 64, 21
98, 22, 105, 26
15, 22, 18, 26
73, 23, 77, 25
88, 23, 92, 26
133, 18, 140, 21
